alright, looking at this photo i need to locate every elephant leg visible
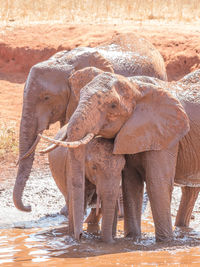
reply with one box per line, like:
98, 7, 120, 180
84, 208, 102, 234
60, 204, 68, 217
112, 204, 118, 237
122, 165, 144, 240
68, 198, 74, 235
66, 173, 74, 236
100, 175, 121, 243
118, 187, 124, 218
145, 147, 178, 242
175, 186, 200, 227
101, 193, 119, 243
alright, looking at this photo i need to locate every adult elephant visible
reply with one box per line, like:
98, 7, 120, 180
13, 32, 167, 213
42, 68, 200, 242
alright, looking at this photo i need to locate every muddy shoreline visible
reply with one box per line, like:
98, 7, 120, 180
1, 162, 200, 265
1, 22, 200, 265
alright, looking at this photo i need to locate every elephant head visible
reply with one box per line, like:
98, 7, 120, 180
41, 68, 189, 239
13, 50, 114, 213
13, 32, 168, 222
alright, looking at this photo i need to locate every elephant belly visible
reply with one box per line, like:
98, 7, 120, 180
175, 128, 200, 187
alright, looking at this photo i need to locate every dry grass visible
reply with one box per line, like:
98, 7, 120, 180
0, 122, 18, 158
0, 0, 200, 23
0, 121, 58, 159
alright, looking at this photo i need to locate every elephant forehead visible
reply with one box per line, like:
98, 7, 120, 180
80, 73, 118, 96
37, 74, 65, 89
64, 47, 95, 64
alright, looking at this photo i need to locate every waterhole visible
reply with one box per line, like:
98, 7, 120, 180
1, 168, 200, 266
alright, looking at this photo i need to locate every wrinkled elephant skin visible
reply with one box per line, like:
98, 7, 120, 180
13, 32, 167, 240
56, 68, 200, 242
48, 137, 125, 243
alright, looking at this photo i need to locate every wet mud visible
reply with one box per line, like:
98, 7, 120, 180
1, 165, 200, 266
1, 22, 200, 266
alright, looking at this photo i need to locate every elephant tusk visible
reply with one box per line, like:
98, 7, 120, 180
38, 132, 95, 148
39, 124, 69, 154
16, 135, 41, 165
39, 143, 59, 154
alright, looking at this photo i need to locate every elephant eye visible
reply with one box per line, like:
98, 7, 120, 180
92, 165, 97, 170
44, 96, 50, 101
110, 102, 117, 109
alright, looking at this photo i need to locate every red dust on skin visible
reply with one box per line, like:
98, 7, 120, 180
0, 22, 200, 264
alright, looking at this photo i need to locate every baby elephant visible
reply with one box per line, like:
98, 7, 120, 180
48, 132, 125, 243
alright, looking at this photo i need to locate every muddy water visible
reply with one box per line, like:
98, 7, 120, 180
1, 166, 200, 266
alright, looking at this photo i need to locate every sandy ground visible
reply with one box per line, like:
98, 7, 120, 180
0, 21, 200, 264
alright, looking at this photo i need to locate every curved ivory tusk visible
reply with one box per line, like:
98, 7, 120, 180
16, 135, 41, 165
39, 125, 68, 154
38, 132, 94, 148
39, 143, 59, 154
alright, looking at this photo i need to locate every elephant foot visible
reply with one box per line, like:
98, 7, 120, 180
101, 235, 115, 244
60, 205, 68, 217
125, 232, 141, 242
87, 223, 100, 234
155, 234, 173, 243
84, 208, 102, 224
85, 208, 101, 235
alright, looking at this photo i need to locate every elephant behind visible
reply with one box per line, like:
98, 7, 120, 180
13, 32, 167, 217
43, 68, 200, 242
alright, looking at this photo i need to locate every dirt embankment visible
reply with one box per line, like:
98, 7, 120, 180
0, 22, 200, 170
0, 22, 200, 81
1, 22, 200, 265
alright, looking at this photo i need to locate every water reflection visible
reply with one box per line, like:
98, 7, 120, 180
1, 169, 200, 265
0, 215, 200, 266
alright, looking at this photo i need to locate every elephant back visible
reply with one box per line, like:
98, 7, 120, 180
174, 69, 200, 187
97, 33, 167, 81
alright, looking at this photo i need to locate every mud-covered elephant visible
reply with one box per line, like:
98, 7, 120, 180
13, 32, 167, 213
42, 68, 200, 242
48, 125, 125, 242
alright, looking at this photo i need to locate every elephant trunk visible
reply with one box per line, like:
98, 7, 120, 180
13, 101, 38, 212
101, 195, 118, 243
13, 157, 34, 212
67, 146, 85, 240
66, 107, 101, 240
100, 177, 121, 243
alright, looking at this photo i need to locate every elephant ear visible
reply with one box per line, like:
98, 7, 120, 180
113, 82, 190, 154
74, 51, 114, 73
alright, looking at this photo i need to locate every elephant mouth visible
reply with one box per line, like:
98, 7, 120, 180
17, 121, 50, 164
17, 115, 57, 164
17, 132, 43, 164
